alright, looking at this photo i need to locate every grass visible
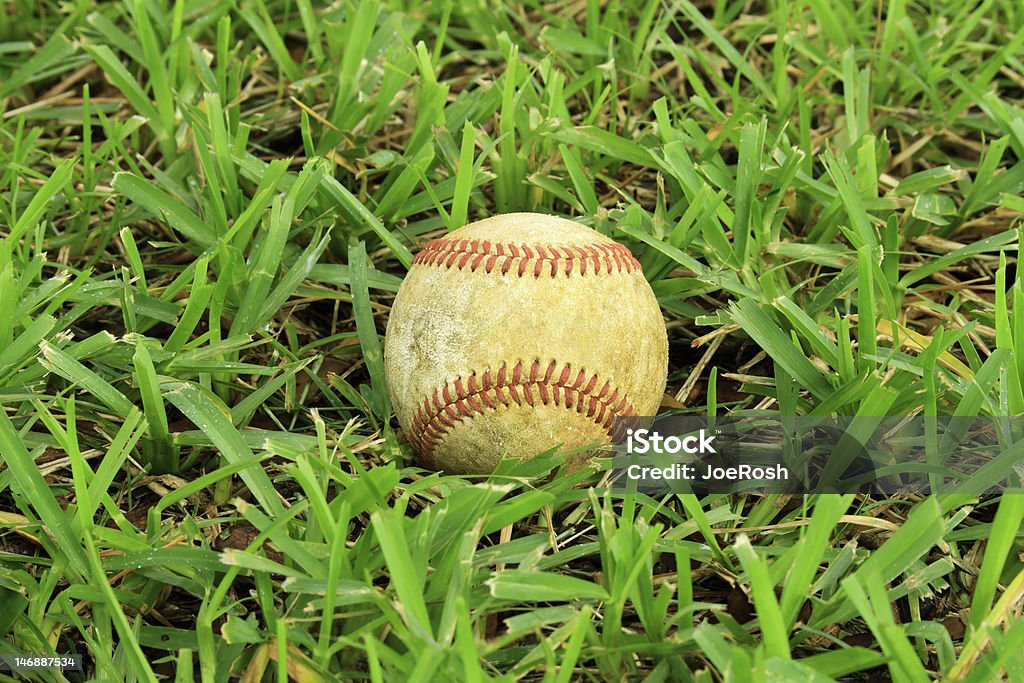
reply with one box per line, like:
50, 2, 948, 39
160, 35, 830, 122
1, 0, 1024, 680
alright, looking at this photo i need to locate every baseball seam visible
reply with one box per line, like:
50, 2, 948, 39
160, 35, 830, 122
411, 237, 641, 277
408, 358, 638, 461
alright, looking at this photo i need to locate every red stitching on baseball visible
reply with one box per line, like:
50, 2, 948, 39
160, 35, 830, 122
407, 360, 638, 461
411, 237, 641, 277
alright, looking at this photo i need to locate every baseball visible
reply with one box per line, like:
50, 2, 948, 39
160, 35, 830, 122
384, 212, 668, 473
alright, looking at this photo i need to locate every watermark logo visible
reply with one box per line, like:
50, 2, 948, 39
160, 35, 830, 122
608, 415, 1024, 495
625, 427, 717, 454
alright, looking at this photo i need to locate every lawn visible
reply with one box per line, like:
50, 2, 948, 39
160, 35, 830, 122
1, 0, 1024, 680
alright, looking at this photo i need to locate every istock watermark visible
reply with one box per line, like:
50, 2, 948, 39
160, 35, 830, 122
608, 415, 1024, 495
625, 427, 717, 454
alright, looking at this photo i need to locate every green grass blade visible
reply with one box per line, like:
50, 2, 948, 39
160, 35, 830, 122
0, 410, 88, 576
729, 298, 834, 400
348, 242, 391, 420
113, 172, 216, 248
10, 158, 75, 243
162, 380, 284, 516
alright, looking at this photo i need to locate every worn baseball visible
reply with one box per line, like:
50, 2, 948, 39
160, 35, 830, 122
384, 212, 668, 473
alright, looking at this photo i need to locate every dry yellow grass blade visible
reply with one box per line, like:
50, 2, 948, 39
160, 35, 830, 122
0, 511, 40, 543
875, 319, 974, 380
241, 641, 330, 683
711, 514, 902, 534
947, 566, 1024, 679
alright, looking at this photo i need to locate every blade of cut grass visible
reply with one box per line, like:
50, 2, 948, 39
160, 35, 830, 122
118, 227, 147, 294
82, 529, 159, 683
672, 0, 772, 97
0, 314, 54, 378
950, 568, 1024, 679
321, 174, 414, 268
0, 31, 76, 99
729, 298, 834, 400
238, 0, 301, 82
819, 497, 945, 627
128, 0, 175, 149
162, 379, 284, 516
0, 409, 89, 575
734, 535, 790, 660
256, 231, 331, 325
348, 242, 391, 420
842, 572, 930, 683
778, 494, 852, 627
231, 196, 293, 335
857, 244, 878, 367
554, 605, 592, 683
899, 229, 1018, 287
559, 144, 599, 216
551, 126, 653, 168
334, 0, 378, 122
732, 119, 766, 265
821, 148, 877, 250
10, 158, 75, 243
82, 45, 172, 157
450, 122, 476, 230
113, 172, 216, 248
223, 159, 290, 249
487, 570, 610, 602
38, 339, 136, 416
968, 495, 1024, 633
132, 342, 177, 474
163, 256, 213, 354
370, 509, 434, 641
772, 296, 840, 367
85, 408, 147, 526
